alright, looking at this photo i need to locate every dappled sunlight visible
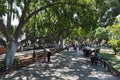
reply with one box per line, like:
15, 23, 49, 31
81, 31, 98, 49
100, 48, 114, 54
13, 77, 21, 80
81, 64, 88, 69
0, 50, 119, 80
116, 55, 120, 60
88, 71, 114, 80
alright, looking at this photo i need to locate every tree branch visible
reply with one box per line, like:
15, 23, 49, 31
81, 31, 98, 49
0, 18, 12, 41
7, 0, 13, 33
14, 1, 82, 42
19, 27, 71, 44
25, 2, 82, 23
14, 0, 31, 42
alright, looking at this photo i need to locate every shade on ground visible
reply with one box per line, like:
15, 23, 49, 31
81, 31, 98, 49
0, 50, 119, 80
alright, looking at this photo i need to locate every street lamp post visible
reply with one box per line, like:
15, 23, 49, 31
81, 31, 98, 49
33, 1, 37, 59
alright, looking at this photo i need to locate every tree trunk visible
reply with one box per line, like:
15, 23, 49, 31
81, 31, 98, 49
59, 38, 64, 48
5, 41, 17, 69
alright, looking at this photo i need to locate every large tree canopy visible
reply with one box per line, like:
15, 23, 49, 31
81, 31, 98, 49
0, 0, 120, 68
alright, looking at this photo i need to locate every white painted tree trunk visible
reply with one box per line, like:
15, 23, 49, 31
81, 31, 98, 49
54, 42, 59, 48
5, 41, 17, 68
60, 39, 63, 48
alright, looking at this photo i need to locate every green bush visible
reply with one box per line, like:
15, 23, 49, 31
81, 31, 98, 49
108, 40, 120, 54
101, 53, 120, 71
13, 58, 19, 65
116, 40, 120, 52
0, 63, 5, 71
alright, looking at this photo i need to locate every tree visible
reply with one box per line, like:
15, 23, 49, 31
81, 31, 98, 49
0, 0, 95, 68
87, 27, 109, 46
108, 22, 120, 55
1, 0, 120, 68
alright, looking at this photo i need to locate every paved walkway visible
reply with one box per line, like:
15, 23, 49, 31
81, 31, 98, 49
0, 50, 119, 80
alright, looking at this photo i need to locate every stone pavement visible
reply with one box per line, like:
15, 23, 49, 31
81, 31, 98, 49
0, 50, 119, 80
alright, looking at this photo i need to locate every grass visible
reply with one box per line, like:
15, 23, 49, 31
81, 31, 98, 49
100, 53, 120, 72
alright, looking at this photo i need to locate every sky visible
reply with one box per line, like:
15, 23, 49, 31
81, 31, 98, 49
2, 3, 21, 26
2, 15, 19, 26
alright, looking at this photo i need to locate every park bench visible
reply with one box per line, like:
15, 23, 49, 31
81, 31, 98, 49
102, 59, 112, 72
16, 48, 56, 63
16, 54, 33, 65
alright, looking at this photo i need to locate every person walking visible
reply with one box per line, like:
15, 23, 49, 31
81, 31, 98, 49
46, 49, 51, 63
